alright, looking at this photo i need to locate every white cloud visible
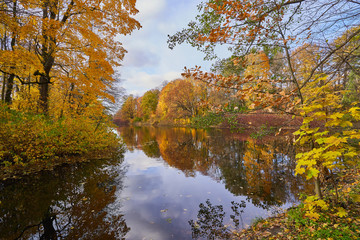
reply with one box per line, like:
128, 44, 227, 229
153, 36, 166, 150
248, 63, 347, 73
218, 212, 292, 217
136, 0, 167, 21
123, 71, 182, 96
124, 150, 165, 171
118, 0, 218, 96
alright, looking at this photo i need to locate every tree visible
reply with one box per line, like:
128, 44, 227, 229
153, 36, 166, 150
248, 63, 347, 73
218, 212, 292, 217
169, 0, 360, 198
0, 0, 141, 114
157, 78, 203, 120
140, 89, 159, 120
169, 0, 360, 109
119, 95, 136, 123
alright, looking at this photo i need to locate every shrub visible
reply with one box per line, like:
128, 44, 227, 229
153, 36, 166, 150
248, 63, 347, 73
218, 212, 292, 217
191, 112, 224, 128
0, 104, 122, 179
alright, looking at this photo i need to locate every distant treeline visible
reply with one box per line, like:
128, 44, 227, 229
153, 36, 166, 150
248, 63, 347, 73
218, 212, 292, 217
114, 77, 247, 127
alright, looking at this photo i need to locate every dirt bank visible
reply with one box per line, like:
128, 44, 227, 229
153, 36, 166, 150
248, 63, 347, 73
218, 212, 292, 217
220, 113, 303, 129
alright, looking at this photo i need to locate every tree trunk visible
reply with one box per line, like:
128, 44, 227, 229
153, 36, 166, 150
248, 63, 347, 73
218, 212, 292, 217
314, 176, 322, 199
1, 73, 6, 102
38, 0, 55, 115
39, 76, 49, 114
4, 74, 15, 104
4, 1, 17, 105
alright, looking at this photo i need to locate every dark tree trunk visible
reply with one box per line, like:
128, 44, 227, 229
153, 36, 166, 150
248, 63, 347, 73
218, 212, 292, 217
4, 74, 15, 104
38, 0, 56, 115
314, 176, 322, 199
1, 73, 6, 102
39, 75, 49, 113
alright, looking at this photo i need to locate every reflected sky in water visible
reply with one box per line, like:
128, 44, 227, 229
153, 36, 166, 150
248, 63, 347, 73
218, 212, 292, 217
116, 126, 312, 239
119, 150, 266, 239
0, 127, 313, 240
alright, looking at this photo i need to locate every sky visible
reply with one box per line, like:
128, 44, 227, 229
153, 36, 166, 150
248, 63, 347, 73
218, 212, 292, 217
118, 0, 213, 96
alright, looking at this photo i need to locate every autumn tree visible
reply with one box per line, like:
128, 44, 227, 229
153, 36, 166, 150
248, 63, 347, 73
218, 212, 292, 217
0, 0, 140, 114
157, 78, 204, 120
119, 95, 136, 123
169, 0, 360, 199
0, 0, 141, 177
140, 89, 159, 120
169, 0, 360, 109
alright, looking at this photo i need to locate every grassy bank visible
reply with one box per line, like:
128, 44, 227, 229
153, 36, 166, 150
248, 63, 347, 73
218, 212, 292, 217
234, 169, 360, 239
0, 105, 122, 180
121, 112, 303, 131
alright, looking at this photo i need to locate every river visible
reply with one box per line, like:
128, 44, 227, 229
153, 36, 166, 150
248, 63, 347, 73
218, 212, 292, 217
0, 126, 313, 239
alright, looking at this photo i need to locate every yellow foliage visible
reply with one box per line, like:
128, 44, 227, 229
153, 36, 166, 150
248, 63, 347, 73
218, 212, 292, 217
0, 103, 120, 179
1, 0, 140, 114
12, 86, 40, 112
295, 74, 360, 180
244, 51, 270, 79
336, 207, 348, 218
156, 78, 202, 120
303, 196, 329, 220
0, 47, 43, 80
351, 194, 360, 202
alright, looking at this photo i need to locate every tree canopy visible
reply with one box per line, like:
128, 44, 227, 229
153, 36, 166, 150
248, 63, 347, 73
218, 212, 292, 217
0, 0, 141, 177
169, 0, 360, 110
1, 0, 140, 114
167, 0, 360, 202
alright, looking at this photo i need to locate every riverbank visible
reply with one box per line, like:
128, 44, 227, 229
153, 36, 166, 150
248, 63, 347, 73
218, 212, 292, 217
234, 168, 360, 239
0, 105, 123, 180
2, 125, 307, 239
116, 112, 304, 131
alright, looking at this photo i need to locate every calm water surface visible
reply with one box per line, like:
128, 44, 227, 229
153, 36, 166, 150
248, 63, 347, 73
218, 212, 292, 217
0, 127, 313, 239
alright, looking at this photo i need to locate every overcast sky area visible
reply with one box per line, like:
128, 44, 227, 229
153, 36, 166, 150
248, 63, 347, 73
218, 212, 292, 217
118, 0, 214, 96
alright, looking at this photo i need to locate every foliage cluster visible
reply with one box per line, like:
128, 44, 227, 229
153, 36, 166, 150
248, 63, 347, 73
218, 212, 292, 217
191, 112, 224, 128
250, 124, 277, 140
167, 0, 360, 203
1, 0, 140, 114
287, 206, 359, 239
234, 171, 360, 239
285, 173, 360, 240
0, 104, 121, 179
190, 112, 246, 131
0, 0, 139, 177
114, 78, 246, 127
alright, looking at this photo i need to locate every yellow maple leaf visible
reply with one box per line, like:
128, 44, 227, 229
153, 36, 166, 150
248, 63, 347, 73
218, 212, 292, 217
336, 207, 347, 217
305, 211, 320, 220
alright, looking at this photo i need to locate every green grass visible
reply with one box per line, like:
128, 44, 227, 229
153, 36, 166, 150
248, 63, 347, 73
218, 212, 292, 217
191, 112, 224, 128
250, 124, 277, 139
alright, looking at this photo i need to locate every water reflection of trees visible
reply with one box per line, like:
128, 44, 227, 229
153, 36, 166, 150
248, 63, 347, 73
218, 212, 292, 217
120, 126, 161, 158
189, 199, 247, 240
118, 127, 313, 208
0, 155, 129, 240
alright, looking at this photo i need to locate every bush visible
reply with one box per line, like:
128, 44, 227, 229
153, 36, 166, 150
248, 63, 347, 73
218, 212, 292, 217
191, 112, 224, 128
0, 104, 122, 179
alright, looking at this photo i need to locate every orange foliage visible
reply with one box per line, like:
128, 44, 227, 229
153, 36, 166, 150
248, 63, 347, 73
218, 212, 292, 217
0, 0, 141, 115
157, 78, 204, 120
